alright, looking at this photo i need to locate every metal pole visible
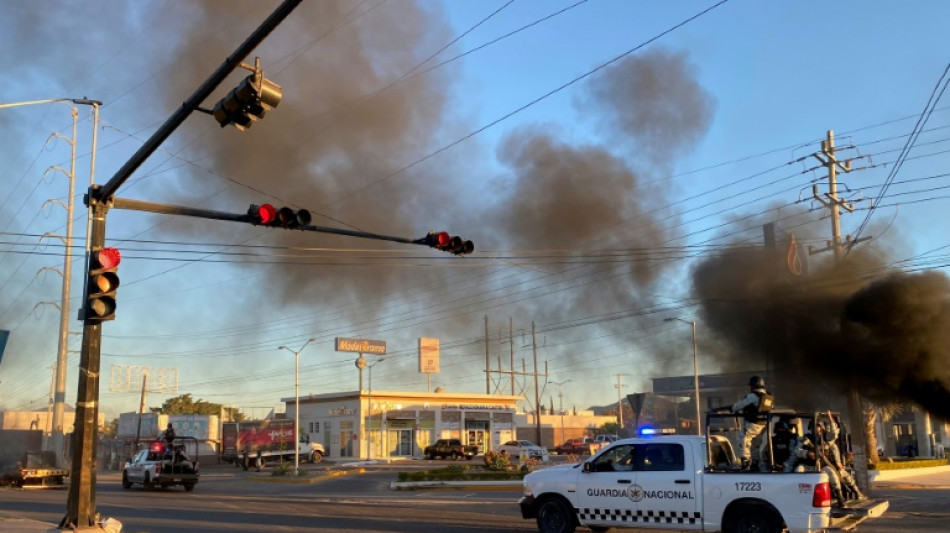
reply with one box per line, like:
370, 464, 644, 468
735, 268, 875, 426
279, 338, 315, 476
96, 0, 303, 201
484, 315, 490, 394
509, 318, 515, 396
692, 321, 701, 436
367, 364, 373, 461
295, 350, 299, 475
51, 107, 78, 465
532, 322, 542, 446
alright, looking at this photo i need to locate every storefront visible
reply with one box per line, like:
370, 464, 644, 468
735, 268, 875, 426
284, 390, 521, 461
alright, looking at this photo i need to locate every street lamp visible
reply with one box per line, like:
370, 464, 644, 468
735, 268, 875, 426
665, 317, 701, 436
356, 355, 385, 461
550, 380, 571, 444
279, 337, 316, 475
0, 97, 101, 465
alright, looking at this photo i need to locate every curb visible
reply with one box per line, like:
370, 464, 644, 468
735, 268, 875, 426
245, 468, 365, 484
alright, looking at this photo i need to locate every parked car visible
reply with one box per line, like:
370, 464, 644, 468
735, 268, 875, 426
593, 434, 618, 444
496, 440, 549, 462
555, 438, 602, 455
423, 439, 478, 460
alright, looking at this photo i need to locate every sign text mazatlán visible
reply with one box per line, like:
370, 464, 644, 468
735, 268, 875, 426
334, 337, 387, 354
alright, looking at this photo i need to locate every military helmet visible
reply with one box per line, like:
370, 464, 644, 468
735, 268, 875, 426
748, 375, 765, 388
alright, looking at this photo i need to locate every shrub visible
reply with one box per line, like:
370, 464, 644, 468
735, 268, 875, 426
868, 458, 949, 471
483, 451, 511, 471
396, 466, 526, 482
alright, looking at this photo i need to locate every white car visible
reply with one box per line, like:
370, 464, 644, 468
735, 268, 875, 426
497, 440, 549, 462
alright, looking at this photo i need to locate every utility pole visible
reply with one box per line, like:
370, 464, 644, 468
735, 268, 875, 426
49, 107, 79, 466
484, 316, 490, 394
510, 317, 515, 396
532, 322, 543, 446
811, 129, 870, 493
614, 374, 627, 432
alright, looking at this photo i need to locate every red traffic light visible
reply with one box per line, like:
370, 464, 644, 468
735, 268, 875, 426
248, 204, 277, 225
96, 247, 121, 269
425, 231, 450, 248
85, 247, 121, 322
418, 231, 473, 255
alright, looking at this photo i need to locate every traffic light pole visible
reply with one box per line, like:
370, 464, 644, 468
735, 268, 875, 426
59, 1, 304, 528
62, 201, 109, 529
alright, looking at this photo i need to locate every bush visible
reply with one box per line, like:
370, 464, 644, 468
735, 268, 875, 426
483, 451, 511, 471
396, 465, 526, 482
868, 458, 949, 471
270, 462, 295, 476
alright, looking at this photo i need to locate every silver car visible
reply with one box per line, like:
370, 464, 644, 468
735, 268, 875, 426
496, 440, 549, 462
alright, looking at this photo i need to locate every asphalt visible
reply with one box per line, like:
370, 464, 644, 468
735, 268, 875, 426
5, 461, 950, 532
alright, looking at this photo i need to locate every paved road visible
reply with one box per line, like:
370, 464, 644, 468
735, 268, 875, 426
1, 462, 948, 532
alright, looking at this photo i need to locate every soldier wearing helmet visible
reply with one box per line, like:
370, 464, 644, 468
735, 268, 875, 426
730, 375, 774, 471
794, 412, 866, 506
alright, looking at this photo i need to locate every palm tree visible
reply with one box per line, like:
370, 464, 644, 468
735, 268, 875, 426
862, 399, 903, 463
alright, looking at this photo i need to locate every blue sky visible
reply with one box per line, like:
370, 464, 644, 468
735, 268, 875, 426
1, 0, 949, 422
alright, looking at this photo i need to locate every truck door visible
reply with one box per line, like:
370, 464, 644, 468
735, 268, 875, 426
127, 450, 147, 482
575, 444, 639, 528
633, 442, 701, 529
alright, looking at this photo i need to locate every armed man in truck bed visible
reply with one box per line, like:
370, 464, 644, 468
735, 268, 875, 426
729, 375, 774, 471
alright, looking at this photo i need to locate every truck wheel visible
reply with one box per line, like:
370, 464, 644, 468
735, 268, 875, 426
121, 472, 132, 489
537, 498, 576, 533
183, 482, 196, 492
310, 451, 323, 464
723, 505, 782, 533
465, 455, 474, 461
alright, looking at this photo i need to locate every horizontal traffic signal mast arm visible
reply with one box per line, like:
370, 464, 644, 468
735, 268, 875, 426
110, 197, 474, 253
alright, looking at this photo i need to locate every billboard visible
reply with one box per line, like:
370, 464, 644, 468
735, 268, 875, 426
418, 337, 440, 374
334, 337, 386, 355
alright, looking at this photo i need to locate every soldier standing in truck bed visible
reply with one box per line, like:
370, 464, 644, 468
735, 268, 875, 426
731, 376, 774, 471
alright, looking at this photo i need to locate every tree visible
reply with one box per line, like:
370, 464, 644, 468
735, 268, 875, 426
863, 399, 903, 463
100, 418, 119, 439
153, 393, 245, 421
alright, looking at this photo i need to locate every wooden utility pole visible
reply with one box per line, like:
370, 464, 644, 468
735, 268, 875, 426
811, 130, 870, 493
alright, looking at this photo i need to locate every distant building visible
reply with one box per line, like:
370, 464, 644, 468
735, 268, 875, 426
282, 390, 522, 461
0, 407, 105, 434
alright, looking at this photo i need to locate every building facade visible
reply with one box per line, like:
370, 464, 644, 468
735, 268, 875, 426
283, 390, 522, 461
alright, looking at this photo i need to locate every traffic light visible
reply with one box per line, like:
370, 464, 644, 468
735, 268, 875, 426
247, 204, 277, 225
246, 204, 311, 229
84, 247, 120, 322
212, 57, 283, 131
419, 231, 474, 255
277, 207, 311, 228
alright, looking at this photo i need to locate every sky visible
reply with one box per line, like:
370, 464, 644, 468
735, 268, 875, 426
2, 0, 950, 423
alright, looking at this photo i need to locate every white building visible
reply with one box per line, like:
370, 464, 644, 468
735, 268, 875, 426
282, 390, 522, 461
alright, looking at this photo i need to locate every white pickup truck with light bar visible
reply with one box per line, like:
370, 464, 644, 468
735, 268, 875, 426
519, 413, 888, 533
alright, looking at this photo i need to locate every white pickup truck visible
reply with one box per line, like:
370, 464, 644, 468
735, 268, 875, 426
519, 434, 888, 533
122, 438, 200, 492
